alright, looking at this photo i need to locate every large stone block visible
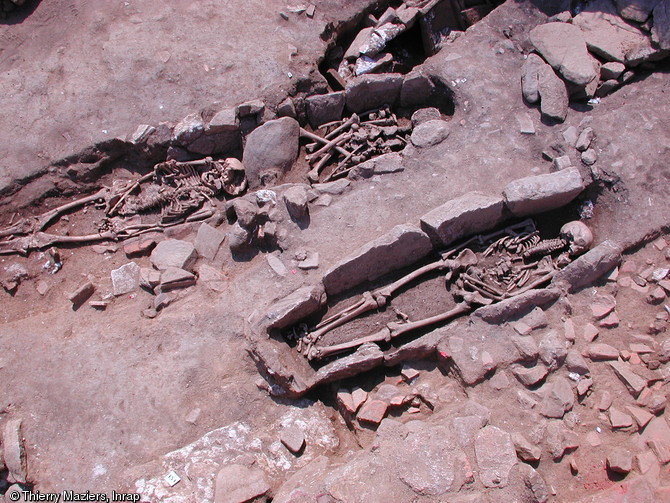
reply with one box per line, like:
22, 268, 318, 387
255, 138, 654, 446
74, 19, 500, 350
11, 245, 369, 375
322, 224, 432, 295
420, 192, 505, 247
552, 240, 622, 292
242, 117, 299, 188
252, 284, 326, 333
503, 167, 585, 216
345, 73, 403, 113
306, 92, 345, 128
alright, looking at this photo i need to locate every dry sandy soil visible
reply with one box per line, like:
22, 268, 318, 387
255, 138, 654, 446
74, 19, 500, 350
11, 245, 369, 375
0, 0, 669, 501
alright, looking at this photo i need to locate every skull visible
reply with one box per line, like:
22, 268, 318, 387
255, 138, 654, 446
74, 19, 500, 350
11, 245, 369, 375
560, 221, 594, 256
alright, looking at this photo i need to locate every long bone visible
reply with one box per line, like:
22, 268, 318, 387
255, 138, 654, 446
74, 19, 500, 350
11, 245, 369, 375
306, 132, 353, 164
308, 303, 470, 361
299, 128, 350, 158
308, 248, 476, 345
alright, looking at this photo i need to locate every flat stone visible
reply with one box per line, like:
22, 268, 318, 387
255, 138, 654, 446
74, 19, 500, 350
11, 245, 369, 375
348, 151, 403, 179
609, 407, 634, 428
322, 224, 432, 295
564, 319, 576, 341
566, 349, 591, 374
521, 53, 544, 104
540, 376, 575, 418
599, 391, 613, 411
545, 421, 579, 460
283, 185, 310, 222
140, 267, 161, 290
242, 117, 300, 188
3, 419, 27, 484
357, 399, 388, 425
615, 0, 660, 22
297, 252, 319, 270
252, 284, 325, 332
111, 262, 140, 296
159, 267, 196, 291
590, 293, 616, 318
642, 416, 670, 463
420, 192, 505, 247
530, 22, 598, 85
586, 343, 620, 360
474, 288, 561, 324
475, 426, 517, 488
337, 388, 356, 414
214, 464, 270, 503
553, 240, 623, 293
312, 178, 350, 195
577, 378, 593, 396
276, 98, 296, 118
453, 415, 488, 447
583, 323, 600, 342
553, 155, 572, 171
599, 311, 620, 327
517, 112, 536, 134
237, 99, 264, 117
503, 167, 584, 217
410, 119, 449, 148
154, 292, 176, 311
344, 27, 375, 60
151, 240, 197, 271
609, 360, 647, 396
68, 281, 95, 306
607, 447, 632, 474
351, 387, 368, 411
344, 73, 403, 112
562, 126, 579, 146
539, 330, 568, 370
194, 223, 226, 260
512, 432, 542, 462
511, 335, 539, 361
280, 426, 306, 454
626, 405, 654, 428
305, 92, 345, 128
537, 61, 569, 123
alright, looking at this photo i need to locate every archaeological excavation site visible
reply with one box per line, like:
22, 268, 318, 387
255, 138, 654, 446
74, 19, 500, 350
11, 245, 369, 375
0, 0, 670, 501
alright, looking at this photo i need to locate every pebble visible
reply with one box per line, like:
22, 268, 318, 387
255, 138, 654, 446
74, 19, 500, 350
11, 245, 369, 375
280, 426, 306, 454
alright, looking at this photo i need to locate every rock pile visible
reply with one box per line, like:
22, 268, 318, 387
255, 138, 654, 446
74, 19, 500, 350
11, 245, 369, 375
522, 0, 669, 122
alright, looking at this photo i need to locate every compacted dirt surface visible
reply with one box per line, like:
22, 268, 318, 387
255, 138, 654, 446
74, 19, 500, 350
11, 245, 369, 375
0, 0, 669, 502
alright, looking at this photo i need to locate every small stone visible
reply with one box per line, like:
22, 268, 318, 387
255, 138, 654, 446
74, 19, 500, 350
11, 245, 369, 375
154, 292, 176, 311
609, 407, 634, 428
140, 268, 161, 290
653, 237, 668, 251
576, 127, 595, 151
553, 155, 572, 171
581, 148, 598, 166
3, 419, 27, 484
173, 113, 204, 146
635, 450, 658, 474
539, 330, 567, 370
512, 432, 542, 462
599, 312, 620, 328
512, 364, 548, 387
540, 377, 575, 418
513, 321, 532, 335
36, 280, 49, 296
585, 343, 620, 361
123, 238, 156, 257
586, 430, 602, 447
185, 408, 201, 424
283, 185, 310, 221
517, 390, 538, 409
626, 405, 654, 428
305, 4, 315, 17
67, 281, 95, 306
583, 323, 600, 342
564, 319, 576, 342
521, 53, 544, 104
598, 391, 613, 411
607, 448, 632, 473
566, 349, 591, 374
266, 254, 288, 276
562, 126, 578, 146
151, 240, 197, 271
159, 267, 196, 291
577, 378, 593, 396
647, 287, 666, 304
401, 365, 420, 382
357, 399, 388, 425
489, 372, 510, 390
351, 387, 368, 411
601, 62, 625, 80
297, 252, 319, 270
337, 388, 356, 414
411, 107, 441, 127
280, 426, 306, 454
512, 335, 539, 361
475, 426, 518, 488
142, 308, 158, 319
517, 112, 535, 134
194, 223, 226, 260
89, 300, 109, 310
